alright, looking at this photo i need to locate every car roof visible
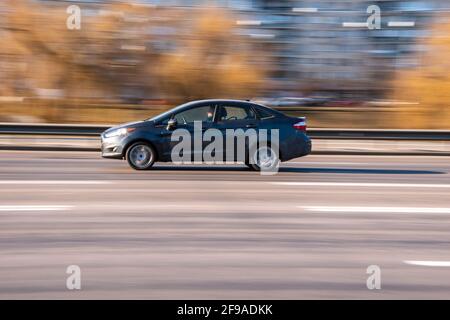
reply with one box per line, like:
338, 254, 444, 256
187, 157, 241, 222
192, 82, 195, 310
182, 99, 280, 111
181, 99, 285, 116
149, 99, 283, 122
183, 99, 253, 105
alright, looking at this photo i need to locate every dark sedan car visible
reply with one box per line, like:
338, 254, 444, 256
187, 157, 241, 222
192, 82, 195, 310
101, 99, 311, 171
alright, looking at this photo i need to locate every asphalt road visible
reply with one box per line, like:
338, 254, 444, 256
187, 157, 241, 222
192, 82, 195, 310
0, 150, 450, 299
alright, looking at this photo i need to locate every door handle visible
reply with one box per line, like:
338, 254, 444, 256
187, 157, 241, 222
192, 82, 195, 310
246, 123, 257, 128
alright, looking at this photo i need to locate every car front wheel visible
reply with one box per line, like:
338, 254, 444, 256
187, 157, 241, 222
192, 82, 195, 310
126, 142, 156, 170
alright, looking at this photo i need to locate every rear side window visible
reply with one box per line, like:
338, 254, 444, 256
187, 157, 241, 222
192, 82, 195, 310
217, 105, 256, 122
254, 106, 276, 120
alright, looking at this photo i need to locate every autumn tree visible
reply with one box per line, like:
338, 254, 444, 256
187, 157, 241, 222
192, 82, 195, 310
391, 15, 450, 129
1, 1, 267, 106
3, 0, 162, 100
155, 7, 266, 102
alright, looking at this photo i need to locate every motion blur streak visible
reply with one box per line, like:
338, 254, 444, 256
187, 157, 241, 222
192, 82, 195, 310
0, 0, 449, 128
0, 151, 450, 299
404, 261, 450, 267
0, 205, 72, 211
302, 206, 450, 214
0, 181, 111, 185
1, 0, 450, 301
274, 182, 450, 188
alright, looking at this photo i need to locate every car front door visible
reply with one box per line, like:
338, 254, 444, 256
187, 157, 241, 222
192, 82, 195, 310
159, 103, 217, 162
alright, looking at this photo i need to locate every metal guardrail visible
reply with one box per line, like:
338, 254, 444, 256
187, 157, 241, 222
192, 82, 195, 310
0, 123, 109, 136
1, 123, 450, 141
307, 129, 450, 141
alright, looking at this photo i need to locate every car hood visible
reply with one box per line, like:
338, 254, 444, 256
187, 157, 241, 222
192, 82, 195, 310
103, 120, 152, 134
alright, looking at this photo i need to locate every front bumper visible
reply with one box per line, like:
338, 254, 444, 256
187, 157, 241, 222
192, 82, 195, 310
101, 135, 125, 159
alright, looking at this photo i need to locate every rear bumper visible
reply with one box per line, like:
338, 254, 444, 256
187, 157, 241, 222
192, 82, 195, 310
281, 135, 311, 161
295, 138, 312, 157
304, 138, 312, 155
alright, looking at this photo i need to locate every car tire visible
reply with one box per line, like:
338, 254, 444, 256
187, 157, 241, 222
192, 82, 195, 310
126, 142, 156, 170
249, 145, 280, 172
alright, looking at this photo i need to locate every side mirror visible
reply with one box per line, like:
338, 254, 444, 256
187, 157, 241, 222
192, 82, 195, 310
166, 118, 177, 131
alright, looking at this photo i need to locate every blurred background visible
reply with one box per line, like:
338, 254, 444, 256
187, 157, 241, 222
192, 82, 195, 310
1, 1, 450, 301
0, 0, 449, 128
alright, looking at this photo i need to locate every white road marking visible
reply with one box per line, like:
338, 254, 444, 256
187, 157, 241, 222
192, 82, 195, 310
0, 181, 111, 185
388, 21, 415, 27
300, 206, 450, 214
292, 8, 318, 13
272, 182, 450, 188
343, 22, 368, 28
404, 261, 450, 267
0, 205, 73, 211
249, 33, 275, 39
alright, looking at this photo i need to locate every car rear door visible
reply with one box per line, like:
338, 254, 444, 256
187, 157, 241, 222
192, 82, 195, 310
213, 102, 258, 163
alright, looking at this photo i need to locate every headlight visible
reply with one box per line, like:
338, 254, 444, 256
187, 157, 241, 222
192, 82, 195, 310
104, 127, 135, 139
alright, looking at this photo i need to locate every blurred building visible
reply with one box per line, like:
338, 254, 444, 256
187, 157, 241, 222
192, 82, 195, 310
1, 0, 450, 102
228, 0, 446, 99
147, 0, 448, 100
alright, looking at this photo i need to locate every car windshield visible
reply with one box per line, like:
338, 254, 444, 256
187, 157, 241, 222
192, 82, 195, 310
146, 102, 192, 122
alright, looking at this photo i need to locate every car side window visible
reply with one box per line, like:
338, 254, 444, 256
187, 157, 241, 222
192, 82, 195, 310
173, 105, 215, 124
254, 106, 275, 120
217, 105, 256, 122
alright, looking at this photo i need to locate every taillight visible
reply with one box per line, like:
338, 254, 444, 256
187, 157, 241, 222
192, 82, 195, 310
293, 117, 307, 132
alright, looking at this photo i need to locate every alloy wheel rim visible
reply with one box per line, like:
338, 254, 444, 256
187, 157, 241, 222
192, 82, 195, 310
130, 145, 152, 169
254, 146, 277, 169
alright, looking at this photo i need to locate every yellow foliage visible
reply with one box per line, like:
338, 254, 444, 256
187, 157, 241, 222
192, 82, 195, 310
391, 16, 450, 128
156, 8, 265, 101
1, 2, 265, 103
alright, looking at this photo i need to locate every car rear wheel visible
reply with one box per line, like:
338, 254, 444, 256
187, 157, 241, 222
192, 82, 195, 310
126, 142, 156, 170
249, 145, 280, 172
